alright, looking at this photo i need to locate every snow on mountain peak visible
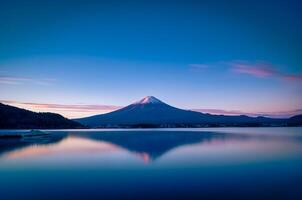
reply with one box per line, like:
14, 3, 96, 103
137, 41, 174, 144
134, 96, 162, 104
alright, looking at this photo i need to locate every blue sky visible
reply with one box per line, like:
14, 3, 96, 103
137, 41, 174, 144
0, 0, 301, 118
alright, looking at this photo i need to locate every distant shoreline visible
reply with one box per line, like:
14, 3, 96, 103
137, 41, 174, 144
1, 124, 301, 131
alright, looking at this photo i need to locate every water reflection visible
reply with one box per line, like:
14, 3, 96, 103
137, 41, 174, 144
1, 129, 302, 200
5, 136, 118, 159
1, 131, 231, 163
0, 133, 67, 157
1, 130, 301, 164
75, 131, 231, 161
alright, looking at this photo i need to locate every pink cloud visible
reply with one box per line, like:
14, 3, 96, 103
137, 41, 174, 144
231, 62, 276, 78
23, 102, 120, 111
1, 100, 121, 112
0, 100, 122, 118
282, 74, 302, 81
228, 61, 302, 82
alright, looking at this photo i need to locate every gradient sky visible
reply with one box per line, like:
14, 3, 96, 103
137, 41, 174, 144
0, 0, 302, 118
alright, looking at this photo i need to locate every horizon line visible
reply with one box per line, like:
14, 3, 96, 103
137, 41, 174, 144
1, 99, 301, 119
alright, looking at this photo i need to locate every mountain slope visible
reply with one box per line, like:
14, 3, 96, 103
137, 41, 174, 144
76, 96, 207, 126
75, 96, 290, 128
287, 114, 302, 126
0, 103, 84, 129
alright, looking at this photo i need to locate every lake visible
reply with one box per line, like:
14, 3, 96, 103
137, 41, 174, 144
0, 128, 302, 200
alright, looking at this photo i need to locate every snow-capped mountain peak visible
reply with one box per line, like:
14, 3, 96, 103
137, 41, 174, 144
134, 96, 162, 104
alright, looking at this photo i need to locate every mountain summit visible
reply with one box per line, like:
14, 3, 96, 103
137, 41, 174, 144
74, 96, 301, 128
134, 96, 163, 105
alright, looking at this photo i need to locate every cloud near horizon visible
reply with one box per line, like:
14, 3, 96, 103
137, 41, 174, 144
1, 100, 122, 118
1, 100, 301, 119
0, 76, 56, 86
192, 108, 302, 118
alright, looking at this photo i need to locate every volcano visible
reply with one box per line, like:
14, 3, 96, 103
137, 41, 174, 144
75, 96, 207, 127
75, 96, 296, 128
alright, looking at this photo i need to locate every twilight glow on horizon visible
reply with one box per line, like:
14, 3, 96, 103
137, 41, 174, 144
0, 0, 301, 118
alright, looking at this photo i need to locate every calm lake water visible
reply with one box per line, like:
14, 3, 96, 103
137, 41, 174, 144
0, 128, 302, 200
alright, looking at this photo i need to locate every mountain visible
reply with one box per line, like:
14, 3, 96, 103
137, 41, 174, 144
75, 96, 300, 128
0, 103, 84, 129
288, 114, 302, 126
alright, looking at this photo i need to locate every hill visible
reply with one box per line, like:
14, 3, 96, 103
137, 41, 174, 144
0, 103, 84, 129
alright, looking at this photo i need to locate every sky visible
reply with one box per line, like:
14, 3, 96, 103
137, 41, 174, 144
0, 0, 302, 118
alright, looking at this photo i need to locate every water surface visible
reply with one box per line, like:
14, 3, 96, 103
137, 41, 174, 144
0, 128, 302, 199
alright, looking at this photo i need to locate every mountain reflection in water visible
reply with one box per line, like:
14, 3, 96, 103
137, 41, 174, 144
1, 129, 302, 200
1, 130, 301, 164
0, 131, 232, 162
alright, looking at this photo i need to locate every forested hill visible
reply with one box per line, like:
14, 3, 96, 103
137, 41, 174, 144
0, 103, 84, 129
